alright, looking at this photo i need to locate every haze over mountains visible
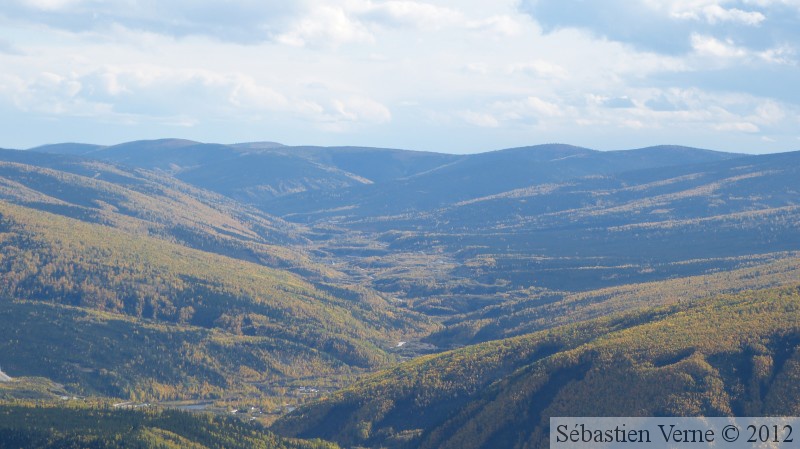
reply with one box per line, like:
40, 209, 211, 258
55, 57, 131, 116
31, 139, 741, 210
2, 138, 800, 449
15, 139, 800, 338
37, 139, 798, 300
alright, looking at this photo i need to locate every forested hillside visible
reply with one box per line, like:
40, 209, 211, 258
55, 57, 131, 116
0, 149, 314, 271
426, 253, 800, 346
0, 200, 432, 401
275, 286, 800, 449
0, 402, 338, 449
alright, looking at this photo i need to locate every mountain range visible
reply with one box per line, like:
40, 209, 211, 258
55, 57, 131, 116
1, 139, 799, 448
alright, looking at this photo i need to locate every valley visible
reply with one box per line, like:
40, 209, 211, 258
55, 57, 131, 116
1, 140, 799, 448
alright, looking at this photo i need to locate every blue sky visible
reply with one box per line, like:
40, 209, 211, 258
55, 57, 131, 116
0, 0, 798, 154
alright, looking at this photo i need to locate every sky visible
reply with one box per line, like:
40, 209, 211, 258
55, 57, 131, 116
0, 0, 798, 154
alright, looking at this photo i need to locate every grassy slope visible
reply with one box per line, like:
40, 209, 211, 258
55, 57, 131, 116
274, 286, 800, 449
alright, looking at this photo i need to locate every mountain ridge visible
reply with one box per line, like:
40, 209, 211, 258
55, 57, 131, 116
28, 139, 755, 157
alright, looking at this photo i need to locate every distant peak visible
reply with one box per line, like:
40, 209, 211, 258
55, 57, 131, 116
231, 141, 286, 150
28, 142, 106, 155
625, 145, 721, 154
497, 143, 595, 153
121, 138, 200, 147
481, 143, 596, 159
619, 145, 745, 159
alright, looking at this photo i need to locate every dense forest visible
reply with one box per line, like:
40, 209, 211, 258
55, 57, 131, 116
0, 402, 338, 449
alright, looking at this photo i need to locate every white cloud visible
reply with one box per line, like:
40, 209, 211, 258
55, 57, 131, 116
758, 45, 796, 64
329, 96, 392, 124
463, 63, 489, 74
743, 0, 800, 8
460, 110, 500, 127
476, 96, 565, 126
20, 0, 84, 11
700, 4, 766, 24
520, 96, 564, 117
228, 78, 292, 111
689, 33, 797, 67
0, 64, 391, 131
467, 15, 525, 36
450, 85, 799, 146
665, 2, 766, 25
510, 60, 568, 79
356, 1, 463, 29
691, 34, 748, 58
713, 121, 760, 132
751, 101, 787, 124
1, 71, 102, 117
3, 0, 306, 43
522, 0, 797, 60
636, 89, 798, 136
276, 5, 374, 47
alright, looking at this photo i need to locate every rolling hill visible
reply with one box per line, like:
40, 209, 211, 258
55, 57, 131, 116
258, 145, 462, 185
31, 140, 462, 206
260, 144, 743, 220
38, 141, 742, 220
